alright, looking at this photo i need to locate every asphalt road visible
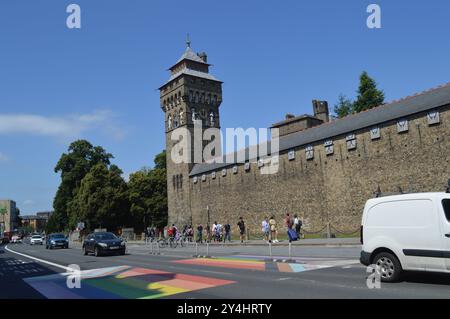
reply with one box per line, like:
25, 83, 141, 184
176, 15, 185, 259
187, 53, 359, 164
1, 242, 450, 299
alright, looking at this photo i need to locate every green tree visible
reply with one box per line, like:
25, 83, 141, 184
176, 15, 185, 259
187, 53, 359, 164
68, 163, 130, 231
128, 151, 167, 231
353, 71, 385, 113
333, 94, 354, 118
52, 140, 113, 231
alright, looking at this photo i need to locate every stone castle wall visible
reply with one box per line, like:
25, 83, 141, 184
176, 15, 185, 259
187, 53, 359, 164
184, 105, 450, 236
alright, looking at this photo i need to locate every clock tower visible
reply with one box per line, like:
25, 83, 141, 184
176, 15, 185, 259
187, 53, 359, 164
159, 37, 223, 226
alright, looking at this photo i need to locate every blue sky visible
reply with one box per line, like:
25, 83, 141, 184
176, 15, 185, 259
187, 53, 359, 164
0, 0, 449, 214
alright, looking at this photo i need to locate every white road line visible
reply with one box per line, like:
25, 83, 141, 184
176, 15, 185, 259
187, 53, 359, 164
5, 245, 72, 272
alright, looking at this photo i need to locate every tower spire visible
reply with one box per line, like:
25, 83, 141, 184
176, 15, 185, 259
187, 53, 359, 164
186, 33, 191, 48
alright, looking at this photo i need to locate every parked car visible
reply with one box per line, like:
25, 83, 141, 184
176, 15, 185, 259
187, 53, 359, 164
46, 233, 69, 249
30, 235, 44, 245
82, 232, 126, 257
360, 191, 450, 282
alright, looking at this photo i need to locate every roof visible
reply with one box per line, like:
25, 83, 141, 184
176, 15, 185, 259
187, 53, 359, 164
271, 114, 320, 128
189, 82, 450, 176
160, 68, 222, 89
171, 47, 210, 68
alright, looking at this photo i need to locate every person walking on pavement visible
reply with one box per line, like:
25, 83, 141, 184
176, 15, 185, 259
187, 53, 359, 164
196, 224, 203, 243
285, 213, 294, 243
205, 223, 211, 243
237, 217, 246, 244
224, 222, 231, 242
294, 214, 303, 239
261, 217, 270, 242
269, 215, 278, 243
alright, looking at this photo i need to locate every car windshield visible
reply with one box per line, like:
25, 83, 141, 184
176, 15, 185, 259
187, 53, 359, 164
51, 234, 65, 239
95, 233, 117, 240
32, 235, 41, 239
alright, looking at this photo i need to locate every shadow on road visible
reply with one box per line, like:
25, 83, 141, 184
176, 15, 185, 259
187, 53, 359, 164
0, 246, 59, 299
402, 271, 450, 286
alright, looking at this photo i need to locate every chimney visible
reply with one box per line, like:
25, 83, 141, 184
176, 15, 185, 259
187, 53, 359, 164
197, 52, 208, 63
285, 114, 295, 120
312, 100, 330, 123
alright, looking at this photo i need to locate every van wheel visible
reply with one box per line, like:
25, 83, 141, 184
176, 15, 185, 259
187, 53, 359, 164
373, 252, 402, 283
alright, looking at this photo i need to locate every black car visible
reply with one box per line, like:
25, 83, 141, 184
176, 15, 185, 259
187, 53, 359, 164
46, 233, 69, 249
82, 232, 126, 257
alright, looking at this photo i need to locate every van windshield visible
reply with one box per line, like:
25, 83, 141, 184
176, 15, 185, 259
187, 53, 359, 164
443, 199, 450, 222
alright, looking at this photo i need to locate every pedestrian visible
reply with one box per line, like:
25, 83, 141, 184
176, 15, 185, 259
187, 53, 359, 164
224, 222, 231, 242
196, 224, 203, 243
188, 225, 194, 242
215, 222, 222, 242
206, 223, 211, 243
261, 216, 269, 242
285, 213, 295, 243
212, 221, 218, 242
269, 215, 278, 243
294, 214, 302, 239
237, 217, 246, 243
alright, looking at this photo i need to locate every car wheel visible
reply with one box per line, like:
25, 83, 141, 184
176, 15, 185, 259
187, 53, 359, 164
373, 252, 402, 283
49, 245, 53, 250
94, 247, 100, 257
83, 246, 88, 255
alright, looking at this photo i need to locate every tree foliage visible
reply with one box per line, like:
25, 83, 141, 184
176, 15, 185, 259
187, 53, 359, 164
333, 94, 354, 118
51, 141, 167, 233
52, 140, 113, 231
128, 151, 167, 232
68, 163, 130, 231
353, 71, 385, 113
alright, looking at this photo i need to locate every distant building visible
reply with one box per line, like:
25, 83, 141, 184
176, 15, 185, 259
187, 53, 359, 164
0, 200, 19, 234
21, 211, 53, 233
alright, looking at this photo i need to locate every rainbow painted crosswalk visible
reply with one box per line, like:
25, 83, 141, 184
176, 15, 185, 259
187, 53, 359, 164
174, 255, 357, 273
24, 265, 235, 299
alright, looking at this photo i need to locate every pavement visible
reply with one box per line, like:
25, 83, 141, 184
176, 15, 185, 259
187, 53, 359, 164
105, 237, 362, 247
1, 241, 450, 299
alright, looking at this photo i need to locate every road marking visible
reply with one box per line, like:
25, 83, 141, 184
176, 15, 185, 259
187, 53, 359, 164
5, 245, 73, 272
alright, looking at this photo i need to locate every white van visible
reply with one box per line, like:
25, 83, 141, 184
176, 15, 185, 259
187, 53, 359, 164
360, 192, 450, 282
